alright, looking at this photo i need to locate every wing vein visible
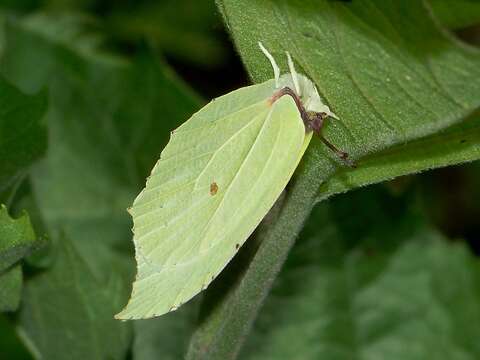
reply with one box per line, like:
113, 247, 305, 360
196, 105, 276, 251
193, 108, 269, 188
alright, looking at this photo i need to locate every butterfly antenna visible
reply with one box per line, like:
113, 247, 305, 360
258, 42, 280, 88
286, 51, 301, 96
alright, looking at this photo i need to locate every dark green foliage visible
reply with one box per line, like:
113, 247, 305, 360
0, 75, 46, 203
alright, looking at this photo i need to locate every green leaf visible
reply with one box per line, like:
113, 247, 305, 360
188, 0, 480, 357
241, 188, 480, 360
220, 0, 480, 156
0, 73, 47, 203
107, 0, 227, 67
0, 1, 37, 13
0, 69, 46, 312
430, 0, 480, 29
133, 301, 200, 360
0, 205, 38, 312
0, 265, 22, 312
0, 13, 201, 359
0, 314, 32, 360
0, 205, 37, 272
17, 13, 108, 58
18, 235, 132, 360
318, 113, 480, 202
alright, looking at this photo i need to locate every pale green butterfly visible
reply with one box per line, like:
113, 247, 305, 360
116, 43, 350, 319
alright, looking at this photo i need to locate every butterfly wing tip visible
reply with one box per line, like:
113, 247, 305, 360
115, 308, 151, 321
114, 312, 126, 320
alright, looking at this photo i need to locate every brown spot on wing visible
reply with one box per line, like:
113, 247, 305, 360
210, 182, 218, 196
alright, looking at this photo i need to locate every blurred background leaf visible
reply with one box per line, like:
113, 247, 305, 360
106, 0, 227, 68
430, 0, 480, 29
0, 12, 201, 360
0, 70, 46, 317
18, 235, 132, 360
242, 187, 480, 360
0, 75, 46, 204
133, 300, 200, 360
0, 315, 31, 360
